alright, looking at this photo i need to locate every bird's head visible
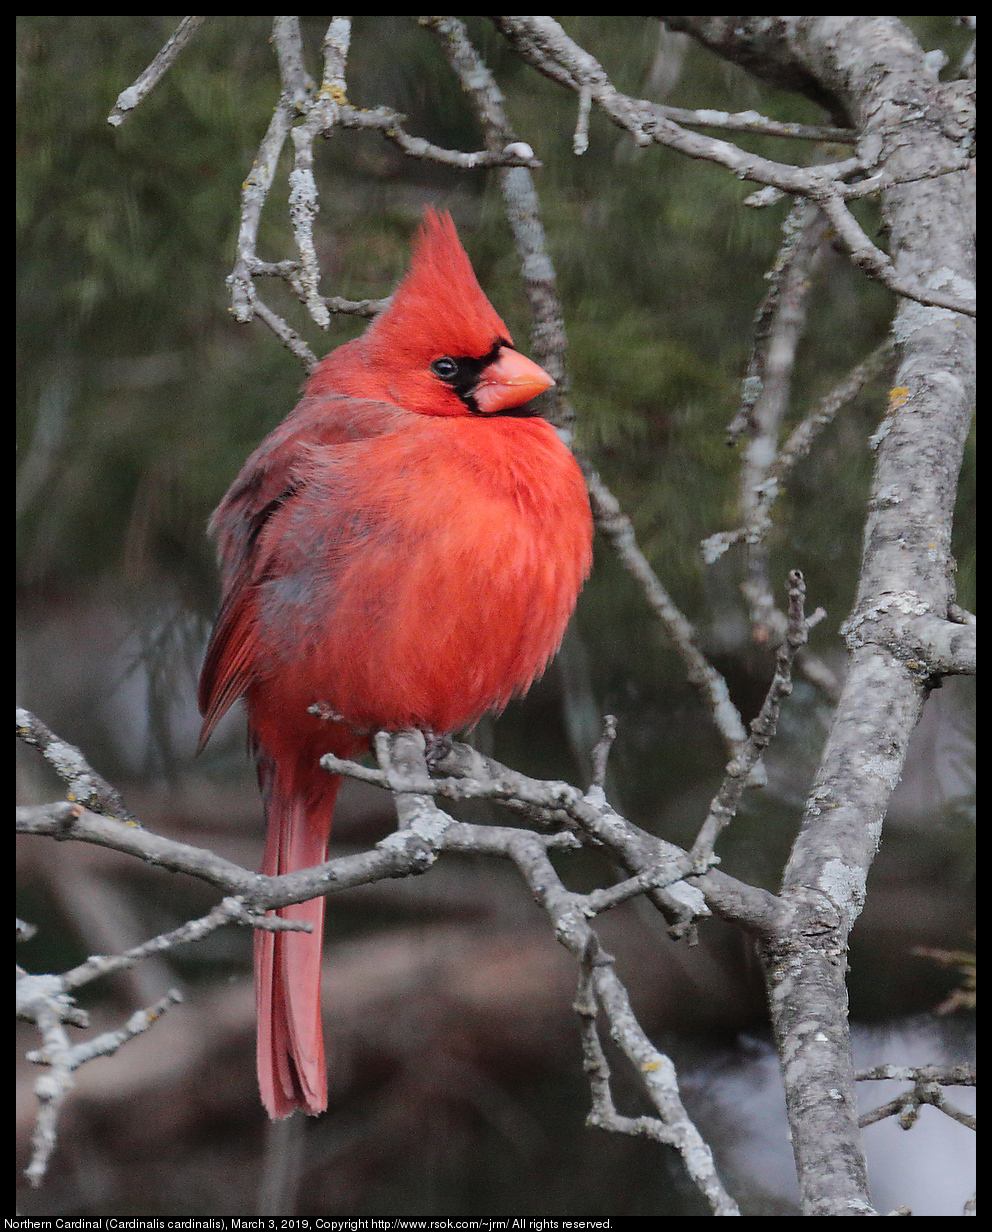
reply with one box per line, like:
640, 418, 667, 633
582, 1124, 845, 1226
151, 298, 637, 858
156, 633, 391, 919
353, 209, 555, 418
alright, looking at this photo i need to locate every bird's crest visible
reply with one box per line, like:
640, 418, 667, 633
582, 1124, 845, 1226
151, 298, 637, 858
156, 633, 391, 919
365, 209, 512, 365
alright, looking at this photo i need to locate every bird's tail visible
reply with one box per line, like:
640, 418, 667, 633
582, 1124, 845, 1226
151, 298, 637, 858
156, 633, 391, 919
255, 766, 340, 1119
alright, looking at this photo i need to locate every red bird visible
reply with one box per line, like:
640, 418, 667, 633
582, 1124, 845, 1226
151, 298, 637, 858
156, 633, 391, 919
198, 209, 593, 1119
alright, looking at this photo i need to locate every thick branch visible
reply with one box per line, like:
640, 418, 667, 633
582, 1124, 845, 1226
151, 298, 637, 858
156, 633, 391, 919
679, 16, 977, 1218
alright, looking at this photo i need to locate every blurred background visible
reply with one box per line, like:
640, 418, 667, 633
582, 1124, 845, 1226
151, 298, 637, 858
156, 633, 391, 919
17, 16, 974, 1217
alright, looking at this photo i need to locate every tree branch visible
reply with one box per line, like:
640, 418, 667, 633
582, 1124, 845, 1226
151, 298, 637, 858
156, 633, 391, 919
15, 708, 137, 824
18, 704, 795, 1198
107, 16, 206, 127
857, 1064, 976, 1132
494, 16, 974, 317
690, 571, 809, 865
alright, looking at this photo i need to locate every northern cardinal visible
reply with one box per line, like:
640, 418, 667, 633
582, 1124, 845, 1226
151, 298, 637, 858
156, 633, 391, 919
198, 209, 592, 1118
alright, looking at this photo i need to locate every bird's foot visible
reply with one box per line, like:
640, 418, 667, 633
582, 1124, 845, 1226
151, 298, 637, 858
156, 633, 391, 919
424, 730, 454, 769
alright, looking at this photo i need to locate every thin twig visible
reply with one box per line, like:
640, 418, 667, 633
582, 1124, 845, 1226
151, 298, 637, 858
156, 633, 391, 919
814, 187, 975, 317
703, 339, 894, 565
229, 19, 304, 326
857, 1063, 976, 1132
574, 965, 679, 1148
589, 714, 617, 791
737, 202, 828, 644
20, 977, 183, 1187
285, 19, 353, 330
27, 990, 184, 1071
726, 198, 827, 445
573, 84, 592, 155
583, 468, 751, 761
659, 103, 854, 144
60, 897, 310, 995
107, 16, 206, 127
249, 287, 319, 372
583, 958, 740, 1214
691, 571, 809, 865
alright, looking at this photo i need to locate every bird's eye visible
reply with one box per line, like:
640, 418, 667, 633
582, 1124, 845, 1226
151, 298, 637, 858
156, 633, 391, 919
430, 357, 459, 381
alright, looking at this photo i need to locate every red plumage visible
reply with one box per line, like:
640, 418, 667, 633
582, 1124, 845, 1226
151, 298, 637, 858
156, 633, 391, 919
199, 209, 593, 1118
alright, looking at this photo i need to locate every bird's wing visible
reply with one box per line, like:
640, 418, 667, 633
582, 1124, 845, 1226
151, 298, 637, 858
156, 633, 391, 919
197, 394, 406, 747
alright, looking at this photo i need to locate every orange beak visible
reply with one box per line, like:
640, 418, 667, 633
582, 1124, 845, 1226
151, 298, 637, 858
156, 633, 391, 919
473, 349, 555, 416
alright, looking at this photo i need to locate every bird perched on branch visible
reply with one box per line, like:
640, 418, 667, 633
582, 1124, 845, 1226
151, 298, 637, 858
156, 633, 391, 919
199, 209, 593, 1118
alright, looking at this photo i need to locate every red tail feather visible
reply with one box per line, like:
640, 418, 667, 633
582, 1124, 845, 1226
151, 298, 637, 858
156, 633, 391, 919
254, 763, 339, 1118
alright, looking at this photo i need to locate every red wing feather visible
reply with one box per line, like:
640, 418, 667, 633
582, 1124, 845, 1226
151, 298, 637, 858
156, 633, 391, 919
197, 585, 260, 751
198, 395, 407, 750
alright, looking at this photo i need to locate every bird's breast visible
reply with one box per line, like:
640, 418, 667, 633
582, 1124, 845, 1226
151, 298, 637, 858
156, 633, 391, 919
253, 414, 592, 736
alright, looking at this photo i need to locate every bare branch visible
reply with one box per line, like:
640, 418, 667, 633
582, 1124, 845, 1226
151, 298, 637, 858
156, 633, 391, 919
18, 708, 779, 943
703, 339, 895, 565
702, 197, 852, 703
589, 714, 617, 791
435, 795, 739, 1213
16, 708, 136, 824
107, 16, 206, 127
283, 18, 355, 330
857, 1062, 975, 1086
339, 103, 542, 170
842, 603, 977, 679
727, 198, 828, 446
59, 897, 309, 995
691, 571, 809, 865
247, 286, 320, 373
815, 187, 975, 317
228, 26, 303, 327
578, 961, 740, 1215
19, 971, 183, 1187
327, 734, 780, 936
948, 603, 976, 627
582, 468, 751, 762
320, 15, 351, 94
303, 727, 742, 1212
494, 16, 861, 192
229, 15, 546, 356
271, 15, 313, 108
493, 16, 975, 317
28, 990, 184, 1072
659, 103, 854, 144
747, 21, 978, 1199
857, 1064, 976, 1132
738, 202, 827, 645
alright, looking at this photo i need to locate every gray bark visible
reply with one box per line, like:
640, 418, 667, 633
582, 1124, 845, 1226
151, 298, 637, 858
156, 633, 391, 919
666, 16, 975, 1216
